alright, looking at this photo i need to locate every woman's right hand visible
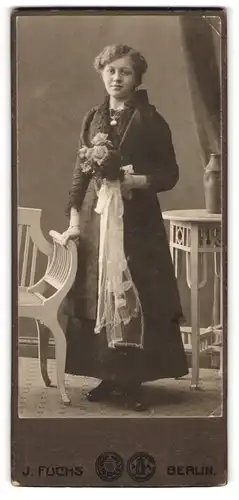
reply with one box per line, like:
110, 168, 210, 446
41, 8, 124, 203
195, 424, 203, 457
61, 226, 81, 246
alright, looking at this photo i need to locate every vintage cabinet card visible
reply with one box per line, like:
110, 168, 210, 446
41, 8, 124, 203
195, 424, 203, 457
12, 7, 227, 487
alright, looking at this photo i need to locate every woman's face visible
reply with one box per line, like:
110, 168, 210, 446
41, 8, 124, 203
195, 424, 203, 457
101, 56, 137, 100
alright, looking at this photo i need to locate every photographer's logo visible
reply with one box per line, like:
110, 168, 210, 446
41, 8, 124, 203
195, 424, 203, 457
127, 452, 156, 482
95, 452, 124, 482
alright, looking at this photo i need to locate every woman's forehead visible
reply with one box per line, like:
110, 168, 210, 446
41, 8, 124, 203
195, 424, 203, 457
106, 56, 133, 69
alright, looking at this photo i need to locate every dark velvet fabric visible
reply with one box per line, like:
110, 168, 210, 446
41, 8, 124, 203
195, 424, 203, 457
180, 15, 221, 164
64, 89, 188, 382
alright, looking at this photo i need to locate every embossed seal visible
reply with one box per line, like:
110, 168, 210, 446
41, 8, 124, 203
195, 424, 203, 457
95, 452, 124, 482
127, 452, 156, 482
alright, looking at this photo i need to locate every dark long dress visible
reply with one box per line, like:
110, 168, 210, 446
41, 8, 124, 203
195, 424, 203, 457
64, 89, 188, 383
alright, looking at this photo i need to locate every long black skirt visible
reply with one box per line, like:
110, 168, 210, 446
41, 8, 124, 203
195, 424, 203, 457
64, 183, 188, 383
65, 315, 188, 383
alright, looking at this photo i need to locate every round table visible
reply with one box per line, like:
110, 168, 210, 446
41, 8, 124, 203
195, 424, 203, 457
162, 209, 222, 388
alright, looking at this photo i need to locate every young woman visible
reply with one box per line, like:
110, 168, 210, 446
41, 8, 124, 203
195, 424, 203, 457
62, 44, 188, 411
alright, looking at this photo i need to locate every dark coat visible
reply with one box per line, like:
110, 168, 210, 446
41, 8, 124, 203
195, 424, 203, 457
65, 90, 188, 382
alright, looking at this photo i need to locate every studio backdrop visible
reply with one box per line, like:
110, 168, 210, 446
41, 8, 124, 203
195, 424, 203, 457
17, 13, 219, 340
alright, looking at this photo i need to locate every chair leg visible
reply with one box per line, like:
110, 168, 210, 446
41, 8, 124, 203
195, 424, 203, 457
36, 321, 52, 387
44, 317, 71, 406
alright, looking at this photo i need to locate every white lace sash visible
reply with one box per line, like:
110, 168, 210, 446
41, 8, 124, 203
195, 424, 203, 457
94, 180, 144, 348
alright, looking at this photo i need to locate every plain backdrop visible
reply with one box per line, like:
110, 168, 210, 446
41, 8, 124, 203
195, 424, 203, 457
1, 1, 238, 498
17, 13, 215, 330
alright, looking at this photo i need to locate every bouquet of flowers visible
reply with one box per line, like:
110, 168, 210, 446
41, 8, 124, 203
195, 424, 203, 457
77, 134, 142, 348
78, 132, 124, 182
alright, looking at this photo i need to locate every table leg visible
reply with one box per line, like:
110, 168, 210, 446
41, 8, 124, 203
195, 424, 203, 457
213, 251, 221, 326
190, 224, 200, 389
211, 249, 223, 374
219, 246, 223, 376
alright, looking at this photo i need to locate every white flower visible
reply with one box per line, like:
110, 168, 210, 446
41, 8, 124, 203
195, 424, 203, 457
77, 146, 88, 159
92, 145, 109, 165
91, 133, 109, 146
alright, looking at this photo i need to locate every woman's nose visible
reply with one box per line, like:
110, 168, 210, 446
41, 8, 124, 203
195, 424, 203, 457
112, 71, 121, 82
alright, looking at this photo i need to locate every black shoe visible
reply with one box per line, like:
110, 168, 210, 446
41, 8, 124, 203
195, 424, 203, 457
129, 392, 149, 412
132, 400, 149, 412
121, 384, 149, 412
86, 381, 115, 402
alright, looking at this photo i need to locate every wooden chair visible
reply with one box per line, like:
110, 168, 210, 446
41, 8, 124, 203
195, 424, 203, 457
18, 207, 78, 405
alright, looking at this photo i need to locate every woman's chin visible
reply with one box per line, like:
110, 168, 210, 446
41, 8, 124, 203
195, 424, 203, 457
109, 89, 128, 99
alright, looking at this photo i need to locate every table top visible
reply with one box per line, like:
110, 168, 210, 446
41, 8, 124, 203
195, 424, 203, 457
162, 209, 222, 223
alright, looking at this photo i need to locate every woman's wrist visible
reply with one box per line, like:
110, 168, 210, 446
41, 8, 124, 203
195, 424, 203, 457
68, 226, 80, 232
70, 207, 80, 227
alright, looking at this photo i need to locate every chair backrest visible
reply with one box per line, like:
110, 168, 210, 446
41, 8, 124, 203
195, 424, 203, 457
18, 207, 52, 287
44, 230, 77, 295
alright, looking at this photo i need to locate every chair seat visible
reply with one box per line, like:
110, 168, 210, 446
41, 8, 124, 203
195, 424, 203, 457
19, 288, 43, 306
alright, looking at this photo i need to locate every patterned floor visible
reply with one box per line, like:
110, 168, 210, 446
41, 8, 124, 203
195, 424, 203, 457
18, 357, 222, 418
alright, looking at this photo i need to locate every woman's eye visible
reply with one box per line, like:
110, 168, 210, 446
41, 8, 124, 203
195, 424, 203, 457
109, 68, 114, 74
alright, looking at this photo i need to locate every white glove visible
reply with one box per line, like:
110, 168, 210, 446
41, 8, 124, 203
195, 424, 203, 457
61, 208, 80, 246
121, 164, 134, 199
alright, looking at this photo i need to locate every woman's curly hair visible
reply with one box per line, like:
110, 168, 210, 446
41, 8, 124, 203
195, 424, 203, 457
94, 44, 148, 86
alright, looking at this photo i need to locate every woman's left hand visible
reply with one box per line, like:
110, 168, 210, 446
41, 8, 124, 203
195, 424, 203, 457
121, 173, 135, 199
121, 173, 149, 199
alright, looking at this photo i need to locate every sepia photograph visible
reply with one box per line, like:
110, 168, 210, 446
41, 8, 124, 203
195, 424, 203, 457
15, 10, 224, 420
